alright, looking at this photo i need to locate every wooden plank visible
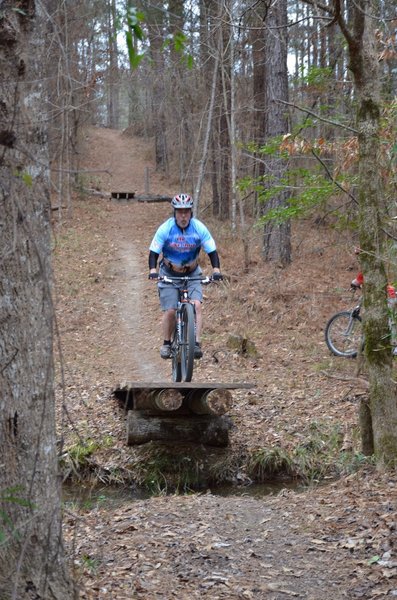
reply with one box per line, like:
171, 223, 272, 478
116, 381, 255, 390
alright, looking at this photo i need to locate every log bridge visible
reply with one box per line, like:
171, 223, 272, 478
113, 381, 255, 447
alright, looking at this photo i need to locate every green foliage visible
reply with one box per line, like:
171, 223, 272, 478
125, 6, 146, 68
61, 437, 113, 475
15, 170, 33, 187
256, 169, 338, 225
12, 8, 27, 16
132, 444, 208, 494
163, 32, 194, 68
293, 65, 334, 89
122, 7, 193, 70
247, 447, 295, 481
81, 553, 101, 573
246, 421, 374, 484
257, 135, 290, 158
0, 487, 34, 545
66, 438, 99, 466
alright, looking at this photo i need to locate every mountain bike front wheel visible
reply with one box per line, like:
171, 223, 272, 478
325, 310, 362, 358
180, 302, 195, 382
171, 333, 182, 382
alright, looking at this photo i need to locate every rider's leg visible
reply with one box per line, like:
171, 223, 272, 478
162, 308, 176, 341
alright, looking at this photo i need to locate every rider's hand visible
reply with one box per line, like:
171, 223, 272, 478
212, 271, 223, 281
149, 271, 159, 280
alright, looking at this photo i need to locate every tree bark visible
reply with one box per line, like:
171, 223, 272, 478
147, 2, 168, 172
299, 0, 397, 466
336, 0, 397, 464
107, 0, 120, 128
261, 0, 291, 266
126, 412, 232, 446
359, 398, 374, 456
0, 2, 75, 597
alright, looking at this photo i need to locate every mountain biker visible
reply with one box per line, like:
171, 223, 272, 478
148, 193, 223, 360
350, 251, 397, 354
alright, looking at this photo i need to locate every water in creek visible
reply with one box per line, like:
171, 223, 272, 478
62, 480, 305, 511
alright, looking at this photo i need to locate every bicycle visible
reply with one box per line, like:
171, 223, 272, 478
325, 297, 363, 358
158, 274, 213, 382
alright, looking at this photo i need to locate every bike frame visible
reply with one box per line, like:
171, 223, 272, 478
159, 274, 212, 382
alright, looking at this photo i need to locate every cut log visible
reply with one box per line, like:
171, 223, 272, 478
136, 194, 172, 202
187, 388, 233, 416
110, 191, 135, 200
134, 388, 183, 412
126, 411, 232, 446
113, 381, 256, 412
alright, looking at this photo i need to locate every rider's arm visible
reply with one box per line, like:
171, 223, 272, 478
208, 250, 220, 270
208, 250, 222, 280
149, 250, 159, 277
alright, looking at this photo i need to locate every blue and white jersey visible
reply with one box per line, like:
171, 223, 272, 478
149, 217, 216, 268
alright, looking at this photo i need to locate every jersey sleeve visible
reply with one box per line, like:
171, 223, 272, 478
149, 220, 171, 254
194, 219, 217, 254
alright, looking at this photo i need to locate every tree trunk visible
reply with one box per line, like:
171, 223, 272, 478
107, 0, 120, 128
343, 0, 397, 464
147, 2, 168, 172
0, 2, 75, 597
212, 3, 231, 220
261, 0, 291, 266
359, 398, 374, 456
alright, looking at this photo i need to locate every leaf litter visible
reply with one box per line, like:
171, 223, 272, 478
56, 127, 396, 599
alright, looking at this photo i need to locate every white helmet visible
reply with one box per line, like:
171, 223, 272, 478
171, 193, 193, 209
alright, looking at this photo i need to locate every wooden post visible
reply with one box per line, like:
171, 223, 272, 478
134, 389, 183, 412
187, 388, 233, 416
126, 411, 232, 446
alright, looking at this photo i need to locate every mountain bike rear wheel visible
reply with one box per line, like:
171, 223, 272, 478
325, 310, 362, 358
180, 302, 195, 382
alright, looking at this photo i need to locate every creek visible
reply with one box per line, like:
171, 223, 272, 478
62, 480, 305, 511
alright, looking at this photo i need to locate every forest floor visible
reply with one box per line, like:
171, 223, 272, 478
55, 127, 396, 599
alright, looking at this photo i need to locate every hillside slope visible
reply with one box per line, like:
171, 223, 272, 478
55, 127, 395, 599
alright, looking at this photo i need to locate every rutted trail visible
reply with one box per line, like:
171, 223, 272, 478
81, 127, 171, 382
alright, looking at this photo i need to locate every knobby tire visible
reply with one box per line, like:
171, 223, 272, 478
325, 310, 362, 358
171, 329, 182, 382
181, 302, 195, 382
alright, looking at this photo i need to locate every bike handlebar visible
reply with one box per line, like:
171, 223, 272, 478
158, 274, 213, 284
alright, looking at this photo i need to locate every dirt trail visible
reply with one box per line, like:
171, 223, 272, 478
57, 128, 395, 600
80, 127, 172, 382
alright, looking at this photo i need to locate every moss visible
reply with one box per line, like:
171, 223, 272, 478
375, 435, 397, 467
